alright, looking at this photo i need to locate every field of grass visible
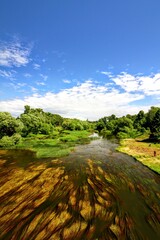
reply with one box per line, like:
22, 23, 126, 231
16, 130, 91, 158
117, 138, 160, 174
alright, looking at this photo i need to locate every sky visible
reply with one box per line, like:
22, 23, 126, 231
0, 0, 160, 120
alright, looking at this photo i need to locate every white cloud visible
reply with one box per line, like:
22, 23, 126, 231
1, 70, 160, 120
33, 63, 40, 70
30, 86, 38, 92
36, 81, 46, 86
24, 73, 32, 78
63, 79, 71, 84
10, 82, 26, 90
0, 80, 146, 120
0, 40, 31, 67
40, 74, 48, 81
0, 70, 16, 79
104, 71, 160, 96
101, 71, 113, 77
138, 74, 160, 95
112, 72, 139, 92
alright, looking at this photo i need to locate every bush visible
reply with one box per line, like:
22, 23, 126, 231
12, 133, 22, 144
0, 136, 15, 147
60, 135, 78, 143
117, 132, 129, 139
100, 129, 112, 137
0, 133, 22, 147
75, 123, 84, 131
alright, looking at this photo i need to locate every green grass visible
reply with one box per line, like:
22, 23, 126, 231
16, 130, 91, 158
117, 138, 160, 174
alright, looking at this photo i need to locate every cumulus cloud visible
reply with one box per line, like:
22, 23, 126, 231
0, 40, 31, 67
1, 70, 160, 120
111, 72, 160, 95
0, 80, 145, 120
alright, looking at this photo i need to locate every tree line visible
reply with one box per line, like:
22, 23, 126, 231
95, 106, 160, 140
0, 105, 91, 147
0, 105, 160, 147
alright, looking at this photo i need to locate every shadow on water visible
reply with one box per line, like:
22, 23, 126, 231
0, 138, 160, 239
0, 149, 37, 168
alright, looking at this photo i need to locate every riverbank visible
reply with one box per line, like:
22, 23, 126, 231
12, 130, 92, 158
117, 138, 160, 174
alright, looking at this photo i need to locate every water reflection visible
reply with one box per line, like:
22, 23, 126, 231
0, 139, 160, 239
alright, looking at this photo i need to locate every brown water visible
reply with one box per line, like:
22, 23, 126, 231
0, 138, 160, 239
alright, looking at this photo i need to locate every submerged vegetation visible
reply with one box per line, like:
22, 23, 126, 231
0, 140, 160, 239
17, 130, 91, 158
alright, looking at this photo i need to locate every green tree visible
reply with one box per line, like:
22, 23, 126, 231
150, 109, 160, 139
0, 133, 22, 147
20, 106, 55, 136
114, 117, 133, 135
146, 107, 160, 134
133, 110, 146, 132
24, 105, 31, 114
0, 112, 23, 138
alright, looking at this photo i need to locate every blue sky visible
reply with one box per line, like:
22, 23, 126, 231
0, 0, 160, 120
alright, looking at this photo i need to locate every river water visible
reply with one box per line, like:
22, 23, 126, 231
0, 138, 160, 239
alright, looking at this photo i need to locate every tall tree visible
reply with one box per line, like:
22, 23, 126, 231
151, 109, 160, 139
0, 112, 23, 138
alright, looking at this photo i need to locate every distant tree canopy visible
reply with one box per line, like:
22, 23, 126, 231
20, 106, 54, 136
62, 119, 89, 131
0, 105, 91, 147
19, 106, 90, 136
95, 107, 160, 140
0, 112, 23, 138
0, 106, 160, 146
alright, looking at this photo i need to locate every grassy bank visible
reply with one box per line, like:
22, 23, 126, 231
117, 138, 160, 174
16, 130, 91, 158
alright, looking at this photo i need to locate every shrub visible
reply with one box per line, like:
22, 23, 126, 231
12, 133, 22, 144
0, 133, 22, 147
0, 136, 15, 147
100, 129, 112, 137
117, 132, 129, 139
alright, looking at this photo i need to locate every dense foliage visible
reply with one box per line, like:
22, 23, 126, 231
0, 106, 160, 148
0, 105, 91, 147
95, 106, 160, 140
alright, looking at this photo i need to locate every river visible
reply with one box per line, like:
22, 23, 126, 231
0, 138, 160, 239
